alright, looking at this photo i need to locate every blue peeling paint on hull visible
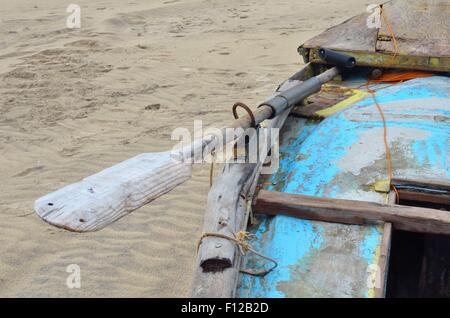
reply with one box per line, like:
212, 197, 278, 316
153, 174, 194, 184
238, 76, 450, 298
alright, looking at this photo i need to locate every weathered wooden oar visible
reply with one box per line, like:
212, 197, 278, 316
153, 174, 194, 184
34, 67, 340, 232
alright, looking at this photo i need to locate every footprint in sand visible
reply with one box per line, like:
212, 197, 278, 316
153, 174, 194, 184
183, 93, 197, 101
64, 39, 102, 49
12, 165, 45, 178
3, 69, 36, 80
144, 104, 161, 111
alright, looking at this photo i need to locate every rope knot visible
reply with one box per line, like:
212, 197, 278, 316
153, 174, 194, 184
235, 230, 255, 254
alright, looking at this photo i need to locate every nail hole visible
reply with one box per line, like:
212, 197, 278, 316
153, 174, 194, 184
48, 203, 54, 206
79, 218, 85, 223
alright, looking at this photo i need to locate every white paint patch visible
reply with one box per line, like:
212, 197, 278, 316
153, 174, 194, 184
345, 98, 450, 122
337, 127, 430, 176
334, 189, 384, 203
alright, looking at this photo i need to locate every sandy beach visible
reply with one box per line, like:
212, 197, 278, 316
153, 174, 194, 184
0, 0, 379, 297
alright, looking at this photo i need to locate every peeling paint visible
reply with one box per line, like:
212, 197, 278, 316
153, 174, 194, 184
238, 76, 450, 298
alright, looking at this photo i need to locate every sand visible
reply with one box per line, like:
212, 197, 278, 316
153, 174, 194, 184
0, 0, 380, 297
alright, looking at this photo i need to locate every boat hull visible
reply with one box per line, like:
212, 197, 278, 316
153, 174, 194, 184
238, 76, 450, 297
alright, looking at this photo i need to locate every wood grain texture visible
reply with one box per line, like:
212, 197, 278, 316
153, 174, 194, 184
300, 0, 450, 70
191, 81, 295, 297
374, 191, 396, 298
253, 189, 450, 235
302, 11, 378, 52
379, 0, 449, 40
291, 86, 350, 119
375, 222, 392, 298
191, 162, 256, 297
392, 178, 450, 206
377, 0, 450, 56
197, 162, 256, 271
376, 38, 450, 57
34, 152, 192, 232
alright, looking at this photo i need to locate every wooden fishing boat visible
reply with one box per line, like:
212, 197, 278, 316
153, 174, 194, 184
191, 0, 450, 298
33, 0, 449, 298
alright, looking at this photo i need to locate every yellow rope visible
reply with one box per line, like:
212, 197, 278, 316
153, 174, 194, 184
369, 6, 404, 198
367, 85, 393, 182
380, 6, 400, 59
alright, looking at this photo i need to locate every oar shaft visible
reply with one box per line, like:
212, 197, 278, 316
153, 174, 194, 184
178, 67, 339, 161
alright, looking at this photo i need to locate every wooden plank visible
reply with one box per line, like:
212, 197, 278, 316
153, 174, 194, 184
375, 222, 392, 298
300, 0, 450, 71
374, 191, 396, 298
377, 0, 450, 56
33, 108, 271, 233
392, 178, 450, 206
396, 190, 450, 206
379, 0, 449, 40
291, 86, 350, 119
253, 189, 450, 235
302, 11, 378, 52
376, 38, 450, 57
34, 152, 192, 232
392, 178, 450, 192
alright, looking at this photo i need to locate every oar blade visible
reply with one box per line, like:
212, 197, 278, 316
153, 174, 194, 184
34, 152, 192, 232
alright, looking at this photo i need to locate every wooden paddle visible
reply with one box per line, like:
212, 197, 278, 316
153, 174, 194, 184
34, 67, 339, 232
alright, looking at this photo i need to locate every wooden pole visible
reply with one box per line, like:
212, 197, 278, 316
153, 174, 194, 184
191, 78, 300, 297
374, 191, 395, 298
253, 189, 450, 235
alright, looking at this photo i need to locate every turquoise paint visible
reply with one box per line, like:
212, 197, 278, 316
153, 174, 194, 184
283, 114, 361, 196
360, 226, 382, 263
267, 119, 318, 192
356, 77, 450, 107
238, 76, 450, 297
240, 118, 325, 298
240, 217, 324, 297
